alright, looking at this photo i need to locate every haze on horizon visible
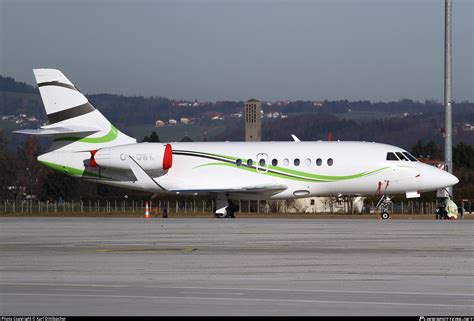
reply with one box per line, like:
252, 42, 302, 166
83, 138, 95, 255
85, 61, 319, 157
0, 0, 472, 102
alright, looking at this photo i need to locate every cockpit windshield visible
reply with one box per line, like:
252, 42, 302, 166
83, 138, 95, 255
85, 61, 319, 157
396, 152, 409, 161
386, 152, 399, 161
386, 151, 418, 162
402, 152, 418, 161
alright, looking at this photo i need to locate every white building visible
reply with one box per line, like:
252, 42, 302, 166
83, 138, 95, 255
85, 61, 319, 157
155, 120, 165, 127
463, 123, 474, 131
168, 119, 177, 125
313, 101, 323, 107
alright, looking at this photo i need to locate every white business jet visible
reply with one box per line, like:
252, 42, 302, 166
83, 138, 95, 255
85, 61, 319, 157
15, 69, 459, 219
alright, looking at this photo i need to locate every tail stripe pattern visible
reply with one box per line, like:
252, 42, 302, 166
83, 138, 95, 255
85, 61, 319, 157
38, 81, 78, 91
47, 102, 95, 124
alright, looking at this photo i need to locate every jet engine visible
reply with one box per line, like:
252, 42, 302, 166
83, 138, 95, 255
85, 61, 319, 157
89, 143, 172, 174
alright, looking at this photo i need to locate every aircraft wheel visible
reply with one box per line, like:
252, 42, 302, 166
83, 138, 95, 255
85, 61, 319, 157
214, 211, 227, 218
381, 212, 390, 220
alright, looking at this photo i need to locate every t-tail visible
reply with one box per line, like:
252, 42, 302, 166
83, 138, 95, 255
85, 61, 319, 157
15, 69, 136, 152
14, 69, 141, 183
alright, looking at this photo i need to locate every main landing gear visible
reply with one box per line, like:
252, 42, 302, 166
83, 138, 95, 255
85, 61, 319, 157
376, 195, 393, 220
214, 198, 238, 218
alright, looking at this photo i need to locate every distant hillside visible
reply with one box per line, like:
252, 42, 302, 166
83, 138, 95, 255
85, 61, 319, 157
0, 75, 37, 94
212, 112, 474, 150
2, 74, 473, 122
1, 74, 473, 149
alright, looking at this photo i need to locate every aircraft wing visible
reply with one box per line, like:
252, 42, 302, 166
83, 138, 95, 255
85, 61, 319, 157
169, 184, 288, 196
108, 154, 287, 196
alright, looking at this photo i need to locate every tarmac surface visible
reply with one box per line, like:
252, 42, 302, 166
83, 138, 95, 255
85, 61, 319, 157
0, 217, 473, 316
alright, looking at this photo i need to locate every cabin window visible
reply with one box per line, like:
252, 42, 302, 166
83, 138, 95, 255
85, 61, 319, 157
272, 159, 278, 166
316, 158, 322, 166
305, 158, 311, 166
247, 159, 253, 167
294, 158, 300, 166
259, 159, 266, 167
386, 152, 398, 161
402, 152, 418, 162
396, 152, 408, 161
327, 158, 334, 166
283, 158, 289, 166
236, 159, 242, 166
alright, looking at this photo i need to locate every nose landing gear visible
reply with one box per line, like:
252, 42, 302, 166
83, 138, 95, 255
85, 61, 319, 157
376, 195, 393, 220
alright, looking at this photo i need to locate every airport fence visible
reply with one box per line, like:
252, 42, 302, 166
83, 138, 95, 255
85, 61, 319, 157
0, 199, 214, 215
0, 199, 471, 215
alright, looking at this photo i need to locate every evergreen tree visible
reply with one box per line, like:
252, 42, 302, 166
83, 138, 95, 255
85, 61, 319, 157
453, 142, 474, 169
149, 131, 160, 142
142, 131, 160, 142
180, 135, 193, 142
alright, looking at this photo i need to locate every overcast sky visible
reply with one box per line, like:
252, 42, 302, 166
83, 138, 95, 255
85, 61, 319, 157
1, 0, 472, 102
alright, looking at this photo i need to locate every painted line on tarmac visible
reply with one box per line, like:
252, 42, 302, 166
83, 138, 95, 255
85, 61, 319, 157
179, 291, 244, 296
92, 248, 197, 253
1, 292, 472, 308
0, 282, 126, 288
2, 283, 473, 298
143, 285, 474, 297
69, 289, 116, 292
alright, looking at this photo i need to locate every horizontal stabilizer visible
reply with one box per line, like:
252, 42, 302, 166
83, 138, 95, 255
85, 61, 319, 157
13, 125, 100, 136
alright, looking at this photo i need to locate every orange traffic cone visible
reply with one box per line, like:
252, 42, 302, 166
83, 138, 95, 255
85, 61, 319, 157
144, 201, 150, 218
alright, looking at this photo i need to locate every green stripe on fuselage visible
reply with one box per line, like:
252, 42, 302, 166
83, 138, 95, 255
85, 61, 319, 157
38, 160, 103, 178
183, 150, 389, 182
196, 162, 332, 182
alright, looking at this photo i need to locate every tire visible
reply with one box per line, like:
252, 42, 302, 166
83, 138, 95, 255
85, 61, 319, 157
214, 212, 227, 218
381, 212, 390, 220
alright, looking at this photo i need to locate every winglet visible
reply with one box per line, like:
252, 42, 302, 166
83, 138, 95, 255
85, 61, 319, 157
291, 134, 301, 142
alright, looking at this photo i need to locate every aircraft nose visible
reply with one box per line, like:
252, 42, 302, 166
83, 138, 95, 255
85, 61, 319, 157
420, 166, 459, 191
443, 171, 459, 186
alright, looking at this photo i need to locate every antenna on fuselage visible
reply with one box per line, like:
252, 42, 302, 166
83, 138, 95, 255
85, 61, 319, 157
291, 134, 301, 142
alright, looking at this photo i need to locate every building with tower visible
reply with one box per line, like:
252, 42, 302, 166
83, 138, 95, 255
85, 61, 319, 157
245, 99, 261, 141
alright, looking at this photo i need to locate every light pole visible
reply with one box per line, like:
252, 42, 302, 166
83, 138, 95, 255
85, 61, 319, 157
444, 0, 453, 196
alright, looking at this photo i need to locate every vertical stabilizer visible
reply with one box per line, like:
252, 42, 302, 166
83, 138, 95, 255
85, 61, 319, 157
33, 69, 136, 151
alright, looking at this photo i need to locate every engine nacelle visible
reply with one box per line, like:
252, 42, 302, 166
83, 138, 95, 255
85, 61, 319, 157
90, 143, 172, 174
